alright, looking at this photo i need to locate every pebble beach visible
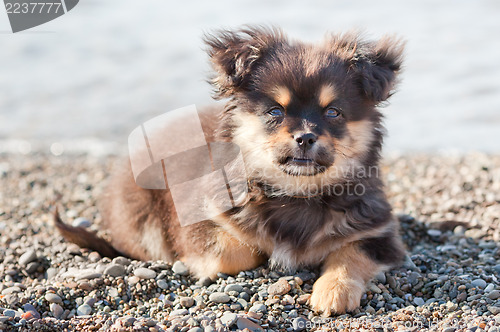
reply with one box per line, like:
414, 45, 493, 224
0, 152, 499, 331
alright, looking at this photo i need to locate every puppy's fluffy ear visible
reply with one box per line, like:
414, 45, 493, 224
204, 26, 284, 98
352, 36, 405, 102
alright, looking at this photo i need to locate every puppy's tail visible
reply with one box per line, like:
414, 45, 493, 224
54, 207, 122, 258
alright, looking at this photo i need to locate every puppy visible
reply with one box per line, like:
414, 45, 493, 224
56, 26, 406, 316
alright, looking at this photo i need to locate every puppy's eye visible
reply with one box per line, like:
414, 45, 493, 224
326, 107, 341, 118
267, 107, 284, 118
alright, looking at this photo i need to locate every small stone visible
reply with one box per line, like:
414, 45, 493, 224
180, 297, 195, 308
494, 264, 500, 274
365, 305, 376, 315
78, 281, 93, 291
104, 264, 126, 277
170, 309, 188, 316
19, 249, 37, 266
369, 283, 382, 294
297, 294, 311, 305
112, 257, 131, 265
484, 283, 495, 293
249, 303, 267, 313
414, 297, 425, 306
72, 217, 91, 228
488, 306, 500, 315
248, 311, 262, 319
196, 276, 212, 287
50, 303, 64, 319
236, 317, 263, 332
457, 292, 467, 302
25, 262, 39, 274
224, 284, 243, 293
157, 279, 169, 290
134, 268, 157, 280
443, 328, 456, 332
187, 328, 203, 332
45, 292, 62, 304
3, 310, 15, 318
172, 261, 189, 276
402, 255, 419, 271
76, 270, 102, 280
427, 229, 442, 237
23, 304, 40, 319
375, 272, 386, 284
292, 317, 309, 331
209, 292, 230, 303
88, 252, 101, 262
46, 267, 58, 280
471, 279, 487, 289
221, 312, 237, 327
268, 279, 291, 296
77, 304, 92, 316
487, 290, 500, 300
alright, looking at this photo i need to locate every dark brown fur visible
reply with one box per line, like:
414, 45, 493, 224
56, 26, 406, 316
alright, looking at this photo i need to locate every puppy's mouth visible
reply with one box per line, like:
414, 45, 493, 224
278, 157, 326, 176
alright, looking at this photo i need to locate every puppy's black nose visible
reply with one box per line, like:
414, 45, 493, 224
294, 133, 317, 150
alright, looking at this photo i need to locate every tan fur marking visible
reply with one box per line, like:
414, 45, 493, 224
271, 86, 292, 107
309, 243, 380, 316
318, 84, 337, 108
185, 229, 265, 279
335, 119, 374, 159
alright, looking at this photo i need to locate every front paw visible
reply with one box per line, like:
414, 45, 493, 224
309, 274, 365, 316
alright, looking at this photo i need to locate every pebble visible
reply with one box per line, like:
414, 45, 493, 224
45, 293, 62, 304
220, 312, 237, 327
414, 297, 425, 306
170, 309, 188, 316
471, 279, 487, 289
187, 328, 203, 332
292, 317, 309, 331
19, 249, 37, 266
209, 292, 230, 303
488, 306, 500, 315
487, 290, 500, 300
179, 297, 195, 308
133, 268, 157, 279
76, 304, 92, 316
50, 303, 64, 319
268, 279, 291, 296
76, 270, 102, 280
172, 261, 189, 276
297, 294, 310, 305
157, 279, 169, 290
236, 317, 263, 332
3, 310, 15, 318
72, 217, 91, 228
249, 303, 267, 313
427, 229, 442, 237
197, 276, 212, 287
224, 284, 243, 293
22, 304, 40, 319
112, 257, 131, 265
104, 264, 126, 277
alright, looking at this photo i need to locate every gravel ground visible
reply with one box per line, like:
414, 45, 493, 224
0, 153, 499, 332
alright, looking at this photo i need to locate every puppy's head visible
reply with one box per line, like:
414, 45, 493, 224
205, 27, 404, 195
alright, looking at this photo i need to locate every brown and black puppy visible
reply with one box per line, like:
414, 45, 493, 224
56, 26, 406, 316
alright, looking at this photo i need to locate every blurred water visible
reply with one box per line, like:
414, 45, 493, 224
0, 0, 499, 155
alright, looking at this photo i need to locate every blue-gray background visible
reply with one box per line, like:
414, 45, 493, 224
1, 0, 499, 155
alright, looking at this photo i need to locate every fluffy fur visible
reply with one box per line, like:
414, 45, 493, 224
56, 26, 406, 316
